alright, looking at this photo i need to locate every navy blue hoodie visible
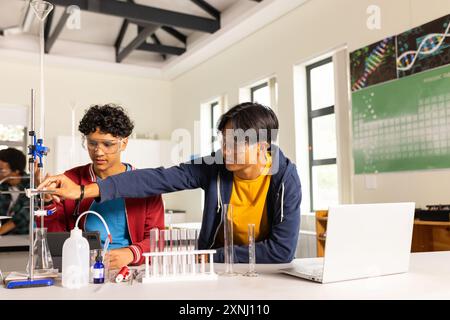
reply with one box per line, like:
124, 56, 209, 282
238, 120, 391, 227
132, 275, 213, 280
96, 145, 302, 263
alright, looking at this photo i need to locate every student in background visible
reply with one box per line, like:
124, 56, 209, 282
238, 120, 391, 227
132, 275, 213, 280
0, 148, 30, 235
39, 105, 164, 269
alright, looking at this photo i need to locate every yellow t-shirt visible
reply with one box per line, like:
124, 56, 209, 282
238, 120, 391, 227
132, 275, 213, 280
215, 154, 272, 247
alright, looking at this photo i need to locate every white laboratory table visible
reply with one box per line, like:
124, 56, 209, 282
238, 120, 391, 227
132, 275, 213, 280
1, 251, 450, 300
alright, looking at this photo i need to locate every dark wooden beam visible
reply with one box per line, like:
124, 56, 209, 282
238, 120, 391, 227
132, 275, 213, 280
45, 10, 71, 53
114, 19, 130, 53
150, 34, 166, 60
44, 10, 54, 43
137, 42, 186, 56
161, 26, 187, 44
48, 0, 220, 33
116, 24, 158, 63
190, 0, 220, 20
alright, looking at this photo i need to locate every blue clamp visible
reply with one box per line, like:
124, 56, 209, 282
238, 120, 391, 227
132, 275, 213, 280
29, 136, 48, 167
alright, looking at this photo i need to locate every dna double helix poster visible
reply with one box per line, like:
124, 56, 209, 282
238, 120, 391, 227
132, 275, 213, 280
350, 14, 450, 174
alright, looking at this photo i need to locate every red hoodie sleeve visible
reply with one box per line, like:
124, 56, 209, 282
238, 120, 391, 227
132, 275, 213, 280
128, 195, 165, 265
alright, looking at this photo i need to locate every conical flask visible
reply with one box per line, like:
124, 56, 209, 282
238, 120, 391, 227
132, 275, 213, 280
27, 227, 55, 274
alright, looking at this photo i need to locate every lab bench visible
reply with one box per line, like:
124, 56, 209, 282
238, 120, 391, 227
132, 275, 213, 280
1, 251, 450, 299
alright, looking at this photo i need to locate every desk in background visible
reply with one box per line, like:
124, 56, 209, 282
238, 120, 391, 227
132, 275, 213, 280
0, 235, 29, 272
315, 210, 450, 256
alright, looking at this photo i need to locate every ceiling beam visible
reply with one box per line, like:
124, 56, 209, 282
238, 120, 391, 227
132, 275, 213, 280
48, 0, 220, 33
150, 34, 166, 60
44, 10, 54, 43
45, 10, 71, 53
161, 26, 187, 45
137, 42, 186, 56
190, 0, 220, 20
116, 23, 158, 63
114, 19, 130, 54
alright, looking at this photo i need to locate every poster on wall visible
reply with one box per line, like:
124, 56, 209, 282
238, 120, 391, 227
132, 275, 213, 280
350, 37, 397, 92
350, 14, 450, 174
397, 14, 450, 78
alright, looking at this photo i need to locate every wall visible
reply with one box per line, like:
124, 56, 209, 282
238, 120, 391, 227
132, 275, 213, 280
170, 0, 450, 222
0, 56, 173, 174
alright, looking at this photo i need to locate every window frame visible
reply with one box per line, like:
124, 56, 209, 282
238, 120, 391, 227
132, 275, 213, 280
210, 101, 220, 153
250, 82, 269, 103
306, 56, 337, 212
0, 127, 28, 152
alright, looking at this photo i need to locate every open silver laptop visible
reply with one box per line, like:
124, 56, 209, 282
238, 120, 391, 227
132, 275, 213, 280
281, 202, 415, 283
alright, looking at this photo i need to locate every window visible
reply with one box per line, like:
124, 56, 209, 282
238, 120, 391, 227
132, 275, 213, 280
211, 101, 221, 153
0, 105, 28, 154
200, 98, 224, 156
0, 124, 27, 153
306, 57, 338, 211
251, 82, 270, 106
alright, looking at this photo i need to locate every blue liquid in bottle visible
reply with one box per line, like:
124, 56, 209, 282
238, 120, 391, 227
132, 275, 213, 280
93, 252, 105, 284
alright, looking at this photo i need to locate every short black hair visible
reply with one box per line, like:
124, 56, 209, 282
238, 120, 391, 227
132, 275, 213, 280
78, 104, 134, 138
0, 148, 26, 174
217, 102, 279, 144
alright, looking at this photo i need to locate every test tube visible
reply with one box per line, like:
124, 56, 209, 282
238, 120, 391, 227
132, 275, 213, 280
243, 224, 258, 277
200, 254, 206, 274
222, 204, 237, 276
171, 229, 178, 275
190, 253, 196, 275
179, 229, 187, 274
179, 229, 188, 251
149, 228, 159, 277
187, 229, 198, 251
145, 256, 150, 279
160, 229, 171, 276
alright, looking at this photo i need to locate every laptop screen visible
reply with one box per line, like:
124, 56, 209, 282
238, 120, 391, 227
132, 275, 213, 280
47, 231, 102, 272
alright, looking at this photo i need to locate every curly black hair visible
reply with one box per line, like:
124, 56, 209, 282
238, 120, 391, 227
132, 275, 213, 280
0, 148, 26, 174
78, 104, 134, 138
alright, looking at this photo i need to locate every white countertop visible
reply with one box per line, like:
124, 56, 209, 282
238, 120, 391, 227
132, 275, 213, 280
1, 251, 450, 300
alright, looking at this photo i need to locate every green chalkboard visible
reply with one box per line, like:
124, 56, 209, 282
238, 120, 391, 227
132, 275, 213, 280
352, 64, 450, 174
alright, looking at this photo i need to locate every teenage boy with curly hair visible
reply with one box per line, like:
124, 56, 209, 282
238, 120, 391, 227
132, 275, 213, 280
39, 104, 164, 268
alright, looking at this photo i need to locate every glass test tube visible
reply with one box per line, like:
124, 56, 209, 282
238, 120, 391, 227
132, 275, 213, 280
187, 229, 198, 274
160, 229, 171, 276
171, 229, 178, 275
243, 223, 258, 277
200, 254, 206, 274
150, 228, 159, 277
179, 229, 187, 274
223, 204, 237, 276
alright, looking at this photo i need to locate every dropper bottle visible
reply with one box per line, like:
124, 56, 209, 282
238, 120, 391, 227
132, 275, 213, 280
93, 251, 105, 284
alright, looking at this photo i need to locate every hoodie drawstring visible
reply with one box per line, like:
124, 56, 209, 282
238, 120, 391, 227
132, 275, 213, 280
280, 182, 285, 223
216, 173, 221, 213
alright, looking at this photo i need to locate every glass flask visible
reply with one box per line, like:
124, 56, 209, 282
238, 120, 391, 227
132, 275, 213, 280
27, 228, 55, 274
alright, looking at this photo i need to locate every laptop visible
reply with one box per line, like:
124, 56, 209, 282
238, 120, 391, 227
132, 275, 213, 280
281, 202, 415, 283
47, 231, 102, 272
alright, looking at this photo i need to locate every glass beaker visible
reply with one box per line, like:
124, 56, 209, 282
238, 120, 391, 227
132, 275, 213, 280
26, 227, 55, 274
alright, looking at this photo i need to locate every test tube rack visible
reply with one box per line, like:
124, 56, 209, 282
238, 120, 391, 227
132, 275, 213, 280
142, 250, 218, 283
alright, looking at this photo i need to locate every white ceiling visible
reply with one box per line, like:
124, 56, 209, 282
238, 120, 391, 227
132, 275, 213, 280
0, 0, 309, 79
0, 0, 241, 62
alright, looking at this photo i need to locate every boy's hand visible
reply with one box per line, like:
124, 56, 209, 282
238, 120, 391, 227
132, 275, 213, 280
106, 248, 134, 270
38, 175, 100, 202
